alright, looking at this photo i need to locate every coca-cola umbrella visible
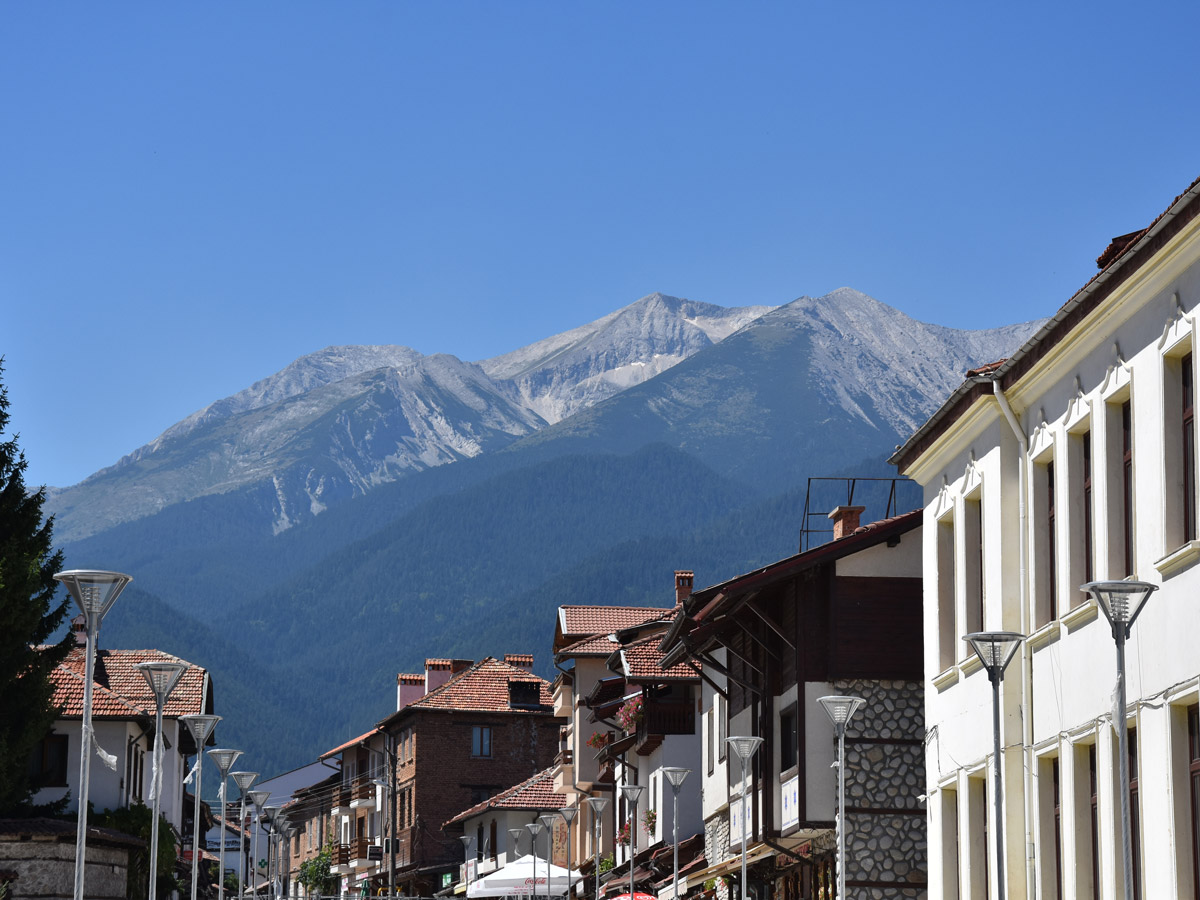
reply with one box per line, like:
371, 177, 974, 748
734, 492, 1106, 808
466, 854, 581, 898
609, 894, 657, 900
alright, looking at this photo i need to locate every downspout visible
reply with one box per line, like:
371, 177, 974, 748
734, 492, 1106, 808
991, 379, 1036, 900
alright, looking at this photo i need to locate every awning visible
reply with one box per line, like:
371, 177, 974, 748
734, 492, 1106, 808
679, 844, 776, 885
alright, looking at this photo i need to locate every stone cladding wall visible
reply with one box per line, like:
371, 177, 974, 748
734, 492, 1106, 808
0, 834, 130, 900
833, 679, 926, 900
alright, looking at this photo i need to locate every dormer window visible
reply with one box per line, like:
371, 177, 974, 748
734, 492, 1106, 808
508, 680, 541, 708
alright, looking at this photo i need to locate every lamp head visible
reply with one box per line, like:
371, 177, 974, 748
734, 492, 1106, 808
725, 735, 764, 761
230, 771, 259, 794
662, 767, 691, 791
180, 714, 221, 747
816, 696, 866, 729
525, 821, 543, 837
54, 570, 132, 625
136, 660, 188, 704
260, 805, 279, 826
618, 784, 645, 806
1081, 580, 1158, 634
585, 796, 609, 815
247, 790, 271, 812
207, 748, 243, 776
558, 806, 578, 825
962, 632, 1025, 677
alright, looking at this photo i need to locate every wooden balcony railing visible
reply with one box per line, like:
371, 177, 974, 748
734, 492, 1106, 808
351, 836, 371, 862
640, 701, 695, 737
333, 844, 350, 867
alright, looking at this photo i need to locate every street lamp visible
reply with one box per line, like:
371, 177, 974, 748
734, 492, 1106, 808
181, 714, 221, 900
963, 633, 1022, 900
617, 784, 644, 900
526, 822, 544, 900
725, 737, 763, 900
207, 748, 243, 900
136, 661, 189, 900
246, 790, 271, 899
816, 698, 864, 900
230, 771, 259, 900
585, 797, 609, 900
539, 815, 558, 899
261, 806, 279, 900
661, 768, 691, 900
558, 806, 578, 899
508, 827, 525, 861
54, 569, 133, 900
1082, 579, 1158, 900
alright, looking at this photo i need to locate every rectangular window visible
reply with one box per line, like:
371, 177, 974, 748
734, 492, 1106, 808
27, 733, 68, 788
1188, 705, 1200, 900
1053, 758, 1063, 900
1166, 350, 1197, 550
718, 695, 727, 762
966, 776, 988, 900
779, 705, 798, 774
964, 493, 983, 633
707, 707, 715, 775
1186, 354, 1196, 541
1047, 461, 1057, 620
472, 726, 492, 758
1105, 396, 1135, 579
1123, 399, 1134, 577
1034, 452, 1057, 626
938, 513, 957, 670
1090, 746, 1101, 900
1037, 755, 1062, 900
1083, 431, 1094, 586
939, 786, 960, 900
1067, 427, 1094, 609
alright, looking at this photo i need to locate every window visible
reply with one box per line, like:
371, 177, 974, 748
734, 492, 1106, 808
1186, 354, 1196, 541
1188, 705, 1200, 900
718, 694, 727, 762
1053, 758, 1063, 900
1090, 745, 1100, 900
967, 775, 987, 900
1033, 452, 1057, 626
476, 824, 485, 860
1166, 350, 1197, 550
472, 726, 492, 758
964, 492, 983, 633
1104, 396, 1135, 579
1123, 399, 1134, 576
1129, 727, 1141, 900
27, 733, 68, 788
707, 706, 715, 775
1037, 755, 1062, 900
489, 820, 497, 859
1067, 427, 1095, 608
937, 513, 957, 670
938, 786, 960, 900
779, 705, 798, 774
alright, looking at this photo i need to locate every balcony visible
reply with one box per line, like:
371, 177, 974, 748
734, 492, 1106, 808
636, 700, 695, 755
351, 778, 377, 809
332, 843, 352, 875
351, 836, 372, 867
331, 785, 352, 817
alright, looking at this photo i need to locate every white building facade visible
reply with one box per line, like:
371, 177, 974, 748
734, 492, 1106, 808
893, 175, 1200, 899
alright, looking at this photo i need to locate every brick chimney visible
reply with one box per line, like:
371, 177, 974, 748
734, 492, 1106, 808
71, 614, 87, 648
828, 505, 866, 540
674, 570, 694, 605
504, 653, 534, 672
396, 673, 424, 710
424, 659, 454, 694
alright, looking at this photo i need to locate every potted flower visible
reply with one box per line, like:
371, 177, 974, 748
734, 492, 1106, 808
641, 808, 656, 835
616, 821, 631, 846
616, 696, 644, 733
586, 731, 610, 750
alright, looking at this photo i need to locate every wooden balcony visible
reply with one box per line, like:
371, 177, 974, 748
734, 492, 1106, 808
351, 836, 372, 866
331, 784, 352, 815
332, 843, 351, 872
636, 700, 695, 755
351, 778, 377, 809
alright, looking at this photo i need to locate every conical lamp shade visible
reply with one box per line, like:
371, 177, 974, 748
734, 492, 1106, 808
817, 695, 865, 726
207, 748, 242, 776
54, 570, 132, 622
136, 661, 188, 703
963, 632, 1024, 674
181, 714, 221, 747
230, 771, 259, 793
246, 790, 271, 812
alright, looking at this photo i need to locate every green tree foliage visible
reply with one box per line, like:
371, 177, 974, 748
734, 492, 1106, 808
0, 361, 73, 815
297, 840, 338, 896
92, 802, 179, 900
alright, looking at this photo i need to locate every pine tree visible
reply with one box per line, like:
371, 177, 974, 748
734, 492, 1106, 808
0, 361, 73, 815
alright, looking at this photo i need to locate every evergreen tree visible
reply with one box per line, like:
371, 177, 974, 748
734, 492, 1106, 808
0, 361, 73, 815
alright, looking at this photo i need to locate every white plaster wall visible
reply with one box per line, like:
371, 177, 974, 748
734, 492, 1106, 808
700, 650, 729, 824
836, 536, 923, 578
803, 682, 835, 822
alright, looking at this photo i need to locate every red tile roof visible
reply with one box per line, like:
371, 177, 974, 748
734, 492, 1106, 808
618, 635, 698, 682
404, 658, 553, 714
556, 606, 672, 645
558, 633, 620, 657
320, 727, 381, 760
445, 767, 565, 826
50, 647, 209, 719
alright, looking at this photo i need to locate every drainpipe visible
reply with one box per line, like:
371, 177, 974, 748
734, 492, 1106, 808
991, 379, 1036, 900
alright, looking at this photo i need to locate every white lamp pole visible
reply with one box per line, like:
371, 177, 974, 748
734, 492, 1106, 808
585, 797, 608, 900
230, 771, 260, 900
508, 827, 524, 862
208, 748, 243, 900
661, 768, 691, 900
617, 784, 644, 900
558, 806, 578, 900
54, 569, 132, 900
1082, 580, 1157, 900
725, 737, 763, 900
539, 815, 558, 898
181, 714, 221, 900
261, 807, 279, 900
527, 822, 544, 900
136, 661, 189, 900
246, 790, 271, 898
816, 698, 864, 900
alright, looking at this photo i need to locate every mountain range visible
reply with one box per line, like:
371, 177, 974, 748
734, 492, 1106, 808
47, 288, 1040, 780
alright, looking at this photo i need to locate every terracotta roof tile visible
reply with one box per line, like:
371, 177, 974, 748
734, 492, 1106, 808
50, 647, 209, 719
557, 606, 672, 641
558, 634, 620, 657
407, 658, 553, 713
445, 767, 565, 826
619, 635, 698, 682
320, 728, 381, 760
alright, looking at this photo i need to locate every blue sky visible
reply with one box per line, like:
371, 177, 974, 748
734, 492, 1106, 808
4, 2, 1200, 489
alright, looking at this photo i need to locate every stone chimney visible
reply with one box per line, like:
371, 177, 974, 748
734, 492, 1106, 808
675, 570, 694, 605
828, 505, 866, 540
396, 673, 424, 710
504, 653, 534, 672
71, 614, 87, 648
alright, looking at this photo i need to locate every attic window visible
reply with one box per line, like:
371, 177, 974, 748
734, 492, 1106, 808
508, 680, 541, 708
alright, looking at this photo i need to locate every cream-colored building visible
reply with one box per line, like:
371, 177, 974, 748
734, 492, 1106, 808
892, 174, 1200, 899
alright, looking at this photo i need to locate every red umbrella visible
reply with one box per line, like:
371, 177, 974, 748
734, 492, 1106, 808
610, 894, 657, 900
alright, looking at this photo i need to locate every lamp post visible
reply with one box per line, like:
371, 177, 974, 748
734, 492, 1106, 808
617, 784, 644, 900
558, 806, 578, 900
539, 815, 558, 898
460, 834, 475, 893
208, 748, 243, 900
526, 822, 544, 900
962, 633, 1023, 900
1082, 580, 1158, 900
230, 771, 260, 900
585, 797, 608, 900
181, 714, 221, 900
508, 827, 524, 862
54, 569, 133, 900
261, 807, 279, 900
246, 790, 271, 899
725, 737, 763, 900
136, 661, 189, 900
661, 768, 690, 900
816, 698, 864, 900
